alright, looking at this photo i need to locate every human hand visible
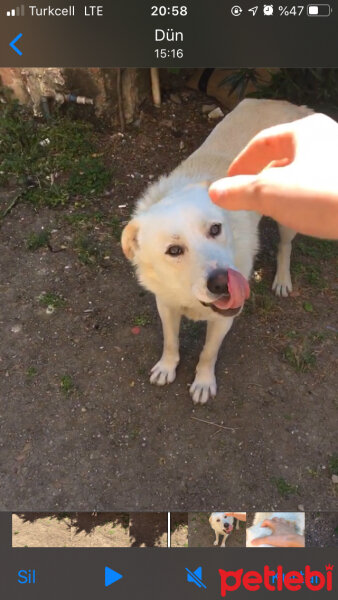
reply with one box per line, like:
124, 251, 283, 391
251, 517, 305, 547
224, 512, 246, 521
209, 113, 338, 239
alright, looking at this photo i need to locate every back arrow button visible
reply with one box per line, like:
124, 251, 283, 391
10, 33, 23, 56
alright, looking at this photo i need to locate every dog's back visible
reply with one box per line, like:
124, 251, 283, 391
174, 99, 313, 183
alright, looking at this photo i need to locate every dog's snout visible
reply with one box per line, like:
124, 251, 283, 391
207, 269, 229, 295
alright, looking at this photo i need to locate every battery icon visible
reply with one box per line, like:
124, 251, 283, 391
307, 4, 332, 16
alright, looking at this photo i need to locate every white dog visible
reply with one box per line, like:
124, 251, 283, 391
246, 512, 305, 547
209, 513, 239, 547
122, 99, 312, 404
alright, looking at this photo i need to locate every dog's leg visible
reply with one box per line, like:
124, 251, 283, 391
150, 298, 181, 386
214, 532, 219, 546
236, 519, 239, 530
272, 224, 296, 297
221, 534, 227, 548
190, 318, 233, 404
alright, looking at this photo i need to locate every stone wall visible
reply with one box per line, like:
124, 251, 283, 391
0, 67, 151, 125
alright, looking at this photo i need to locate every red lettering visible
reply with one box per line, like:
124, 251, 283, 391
277, 565, 283, 591
242, 571, 262, 591
326, 569, 332, 591
263, 566, 276, 591
305, 566, 325, 591
284, 571, 303, 591
219, 569, 243, 598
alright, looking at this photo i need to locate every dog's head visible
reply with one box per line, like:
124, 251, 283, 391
209, 513, 234, 534
122, 183, 250, 317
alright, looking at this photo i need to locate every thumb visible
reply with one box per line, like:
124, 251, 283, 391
251, 535, 274, 546
209, 175, 262, 211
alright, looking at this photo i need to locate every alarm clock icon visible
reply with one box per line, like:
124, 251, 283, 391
263, 4, 274, 15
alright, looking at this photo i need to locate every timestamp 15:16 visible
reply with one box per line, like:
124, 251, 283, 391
155, 48, 184, 59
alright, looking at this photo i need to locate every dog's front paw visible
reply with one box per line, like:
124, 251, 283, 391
272, 272, 293, 297
190, 374, 217, 404
213, 540, 218, 546
150, 360, 177, 386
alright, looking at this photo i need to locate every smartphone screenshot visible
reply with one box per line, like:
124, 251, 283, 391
0, 1, 337, 598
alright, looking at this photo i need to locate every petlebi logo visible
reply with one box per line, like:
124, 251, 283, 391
218, 564, 334, 596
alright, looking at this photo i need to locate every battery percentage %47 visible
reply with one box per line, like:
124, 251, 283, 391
279, 5, 305, 15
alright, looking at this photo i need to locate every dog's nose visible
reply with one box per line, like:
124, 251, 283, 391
207, 269, 229, 295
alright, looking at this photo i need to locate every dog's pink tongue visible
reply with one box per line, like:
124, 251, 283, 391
213, 269, 250, 310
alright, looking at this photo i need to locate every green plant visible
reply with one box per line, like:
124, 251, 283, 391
328, 454, 338, 476
39, 292, 66, 309
60, 375, 74, 393
219, 69, 263, 100
110, 216, 122, 240
272, 477, 298, 499
283, 344, 316, 372
73, 234, 107, 265
133, 315, 150, 327
0, 100, 112, 207
252, 69, 338, 109
26, 230, 50, 251
26, 367, 38, 378
296, 237, 337, 260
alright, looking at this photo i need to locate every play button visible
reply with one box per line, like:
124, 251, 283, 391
105, 567, 123, 587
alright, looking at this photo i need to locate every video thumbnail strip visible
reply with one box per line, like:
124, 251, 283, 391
10, 512, 338, 548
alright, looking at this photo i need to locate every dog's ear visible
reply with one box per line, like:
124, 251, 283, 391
121, 219, 140, 260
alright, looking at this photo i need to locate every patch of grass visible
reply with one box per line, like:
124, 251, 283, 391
283, 344, 316, 372
67, 156, 111, 197
65, 212, 92, 225
306, 467, 320, 478
328, 454, 338, 476
283, 329, 328, 372
303, 301, 314, 313
283, 414, 292, 421
26, 366, 37, 378
26, 230, 50, 251
39, 292, 66, 309
0, 100, 112, 207
121, 514, 129, 529
296, 237, 337, 260
110, 216, 122, 241
292, 263, 326, 288
60, 375, 74, 393
130, 427, 140, 440
133, 315, 150, 327
246, 275, 276, 314
286, 330, 298, 339
309, 331, 327, 343
73, 234, 106, 265
272, 477, 298, 499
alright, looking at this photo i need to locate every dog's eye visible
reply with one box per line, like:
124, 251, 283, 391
209, 223, 222, 237
166, 245, 184, 257
216, 519, 220, 522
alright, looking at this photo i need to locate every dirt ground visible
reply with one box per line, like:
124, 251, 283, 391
171, 512, 188, 547
0, 79, 337, 512
188, 513, 246, 547
305, 512, 338, 547
12, 512, 167, 547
